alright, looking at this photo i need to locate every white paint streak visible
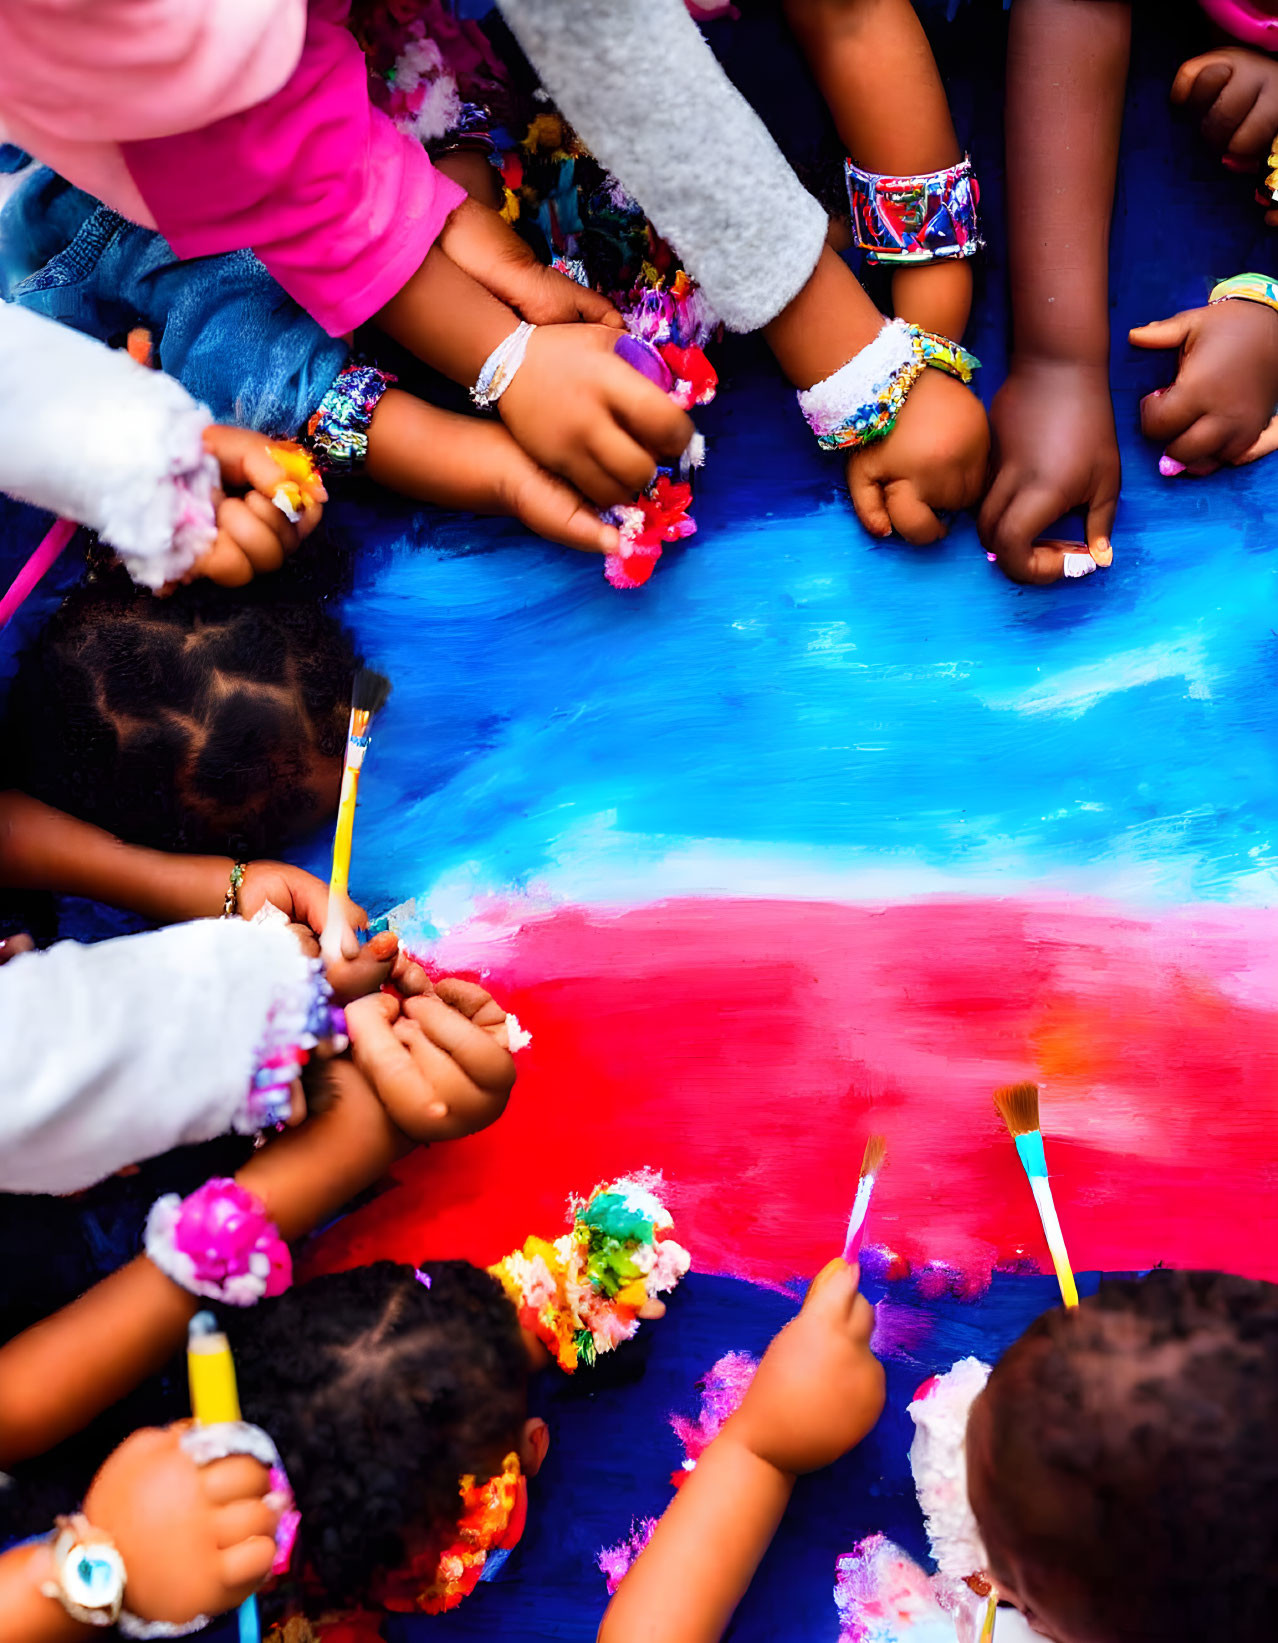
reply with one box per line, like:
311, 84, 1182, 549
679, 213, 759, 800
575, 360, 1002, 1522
976, 638, 1213, 720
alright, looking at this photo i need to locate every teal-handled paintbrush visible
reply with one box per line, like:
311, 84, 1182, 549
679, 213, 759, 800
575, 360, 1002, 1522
993, 1082, 1079, 1309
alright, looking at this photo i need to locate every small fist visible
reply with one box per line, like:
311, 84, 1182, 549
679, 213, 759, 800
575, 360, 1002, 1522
191, 428, 326, 589
730, 1259, 884, 1476
1131, 299, 1278, 474
978, 357, 1119, 585
1171, 48, 1278, 184
346, 980, 516, 1142
82, 1424, 280, 1624
845, 371, 989, 547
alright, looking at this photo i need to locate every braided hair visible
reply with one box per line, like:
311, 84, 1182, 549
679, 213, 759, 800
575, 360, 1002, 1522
974, 1269, 1278, 1642
5, 563, 358, 857
229, 1260, 530, 1604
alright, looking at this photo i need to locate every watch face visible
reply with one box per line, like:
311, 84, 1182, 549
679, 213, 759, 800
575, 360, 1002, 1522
64, 1542, 126, 1610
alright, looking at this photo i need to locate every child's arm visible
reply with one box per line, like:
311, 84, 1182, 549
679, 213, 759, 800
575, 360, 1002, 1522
978, 0, 1130, 584
362, 388, 619, 555
598, 1260, 885, 1643
784, 0, 970, 341
0, 791, 349, 934
375, 248, 694, 511
0, 1057, 410, 1467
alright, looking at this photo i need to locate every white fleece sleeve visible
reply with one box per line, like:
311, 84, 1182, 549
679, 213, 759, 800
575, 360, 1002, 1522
0, 918, 317, 1195
497, 0, 829, 332
0, 302, 219, 588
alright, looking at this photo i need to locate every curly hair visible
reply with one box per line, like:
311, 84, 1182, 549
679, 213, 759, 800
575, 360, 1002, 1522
977, 1270, 1278, 1642
229, 1260, 530, 1604
4, 560, 358, 857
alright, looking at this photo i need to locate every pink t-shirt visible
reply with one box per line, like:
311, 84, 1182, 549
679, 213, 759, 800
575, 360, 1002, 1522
0, 0, 309, 226
0, 0, 465, 338
123, 0, 466, 336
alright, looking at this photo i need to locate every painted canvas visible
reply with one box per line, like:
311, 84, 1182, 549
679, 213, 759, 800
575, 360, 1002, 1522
1, 1, 1275, 1640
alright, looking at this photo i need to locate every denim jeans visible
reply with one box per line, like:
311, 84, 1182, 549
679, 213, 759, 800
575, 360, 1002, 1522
0, 169, 349, 437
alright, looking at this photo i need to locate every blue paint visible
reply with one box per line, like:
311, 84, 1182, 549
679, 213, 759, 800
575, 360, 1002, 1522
1014, 1131, 1048, 1180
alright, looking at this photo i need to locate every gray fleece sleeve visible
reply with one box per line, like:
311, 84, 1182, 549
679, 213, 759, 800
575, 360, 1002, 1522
497, 0, 830, 333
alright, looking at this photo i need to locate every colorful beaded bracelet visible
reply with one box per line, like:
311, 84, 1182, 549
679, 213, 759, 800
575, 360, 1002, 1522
796, 319, 980, 453
1208, 272, 1278, 316
845, 155, 982, 266
306, 364, 396, 472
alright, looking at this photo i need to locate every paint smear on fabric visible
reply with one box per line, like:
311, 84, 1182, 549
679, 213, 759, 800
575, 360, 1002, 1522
309, 895, 1278, 1287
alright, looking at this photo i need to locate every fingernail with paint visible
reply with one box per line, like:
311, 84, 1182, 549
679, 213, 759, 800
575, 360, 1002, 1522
1090, 538, 1114, 568
986, 551, 998, 563
1062, 552, 1097, 579
1159, 454, 1187, 477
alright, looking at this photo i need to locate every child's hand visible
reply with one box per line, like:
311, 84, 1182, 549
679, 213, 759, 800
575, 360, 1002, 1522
1130, 300, 1278, 474
979, 357, 1120, 584
1172, 49, 1278, 182
731, 1259, 884, 1476
499, 324, 695, 508
80, 1423, 280, 1626
192, 427, 326, 588
439, 197, 624, 328
237, 861, 360, 939
846, 371, 989, 546
345, 981, 515, 1141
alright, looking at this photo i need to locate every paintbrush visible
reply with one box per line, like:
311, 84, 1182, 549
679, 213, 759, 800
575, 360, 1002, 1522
993, 1083, 1079, 1309
979, 1593, 997, 1642
320, 668, 391, 965
842, 1133, 887, 1263
187, 1312, 261, 1643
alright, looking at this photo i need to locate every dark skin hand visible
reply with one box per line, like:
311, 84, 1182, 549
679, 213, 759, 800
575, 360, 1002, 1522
980, 359, 1120, 584
1172, 47, 1278, 193
980, 0, 1131, 583
1131, 298, 1278, 473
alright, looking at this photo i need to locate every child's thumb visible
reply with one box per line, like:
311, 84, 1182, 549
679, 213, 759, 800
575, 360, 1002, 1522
1129, 314, 1191, 352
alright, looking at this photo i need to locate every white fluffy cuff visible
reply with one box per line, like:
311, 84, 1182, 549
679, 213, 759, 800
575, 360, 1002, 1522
0, 302, 218, 588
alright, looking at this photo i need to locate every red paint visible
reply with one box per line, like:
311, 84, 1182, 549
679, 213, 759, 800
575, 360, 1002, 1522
309, 897, 1278, 1287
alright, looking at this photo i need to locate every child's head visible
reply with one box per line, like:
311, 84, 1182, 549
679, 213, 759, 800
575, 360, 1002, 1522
966, 1270, 1278, 1643
6, 567, 358, 857
230, 1259, 544, 1603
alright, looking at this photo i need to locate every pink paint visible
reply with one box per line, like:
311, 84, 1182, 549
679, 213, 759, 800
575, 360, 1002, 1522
308, 896, 1278, 1288
598, 1518, 658, 1594
834, 1534, 971, 1643
669, 1350, 758, 1471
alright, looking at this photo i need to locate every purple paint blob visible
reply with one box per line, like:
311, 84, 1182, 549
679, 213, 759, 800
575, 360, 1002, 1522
614, 333, 674, 393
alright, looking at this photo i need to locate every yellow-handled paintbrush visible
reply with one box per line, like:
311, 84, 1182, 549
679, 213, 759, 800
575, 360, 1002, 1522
320, 668, 391, 964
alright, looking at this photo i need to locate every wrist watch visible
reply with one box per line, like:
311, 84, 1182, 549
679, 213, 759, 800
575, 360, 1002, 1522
40, 1514, 126, 1627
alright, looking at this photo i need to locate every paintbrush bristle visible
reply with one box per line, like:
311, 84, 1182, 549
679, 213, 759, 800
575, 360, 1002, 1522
993, 1082, 1041, 1138
858, 1133, 887, 1180
351, 667, 392, 719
